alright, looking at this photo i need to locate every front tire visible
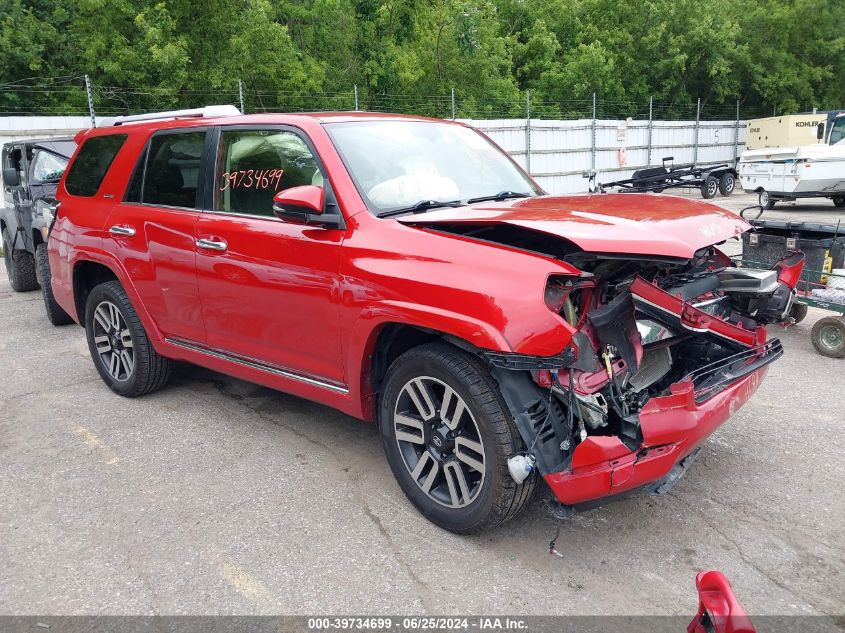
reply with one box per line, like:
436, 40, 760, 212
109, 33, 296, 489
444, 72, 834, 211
379, 343, 535, 533
35, 244, 73, 325
811, 316, 845, 358
788, 302, 808, 324
84, 280, 173, 397
2, 229, 38, 292
701, 176, 718, 199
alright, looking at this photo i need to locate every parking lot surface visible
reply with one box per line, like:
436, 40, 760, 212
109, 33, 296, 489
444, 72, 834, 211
1, 193, 843, 617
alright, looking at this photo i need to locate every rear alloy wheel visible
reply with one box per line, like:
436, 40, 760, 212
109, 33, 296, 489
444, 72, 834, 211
379, 343, 535, 533
35, 244, 73, 325
2, 229, 38, 292
811, 316, 845, 358
701, 176, 718, 199
718, 172, 736, 196
759, 190, 776, 210
832, 196, 845, 208
85, 280, 172, 397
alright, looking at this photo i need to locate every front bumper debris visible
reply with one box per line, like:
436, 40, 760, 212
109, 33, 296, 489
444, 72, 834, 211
543, 340, 778, 506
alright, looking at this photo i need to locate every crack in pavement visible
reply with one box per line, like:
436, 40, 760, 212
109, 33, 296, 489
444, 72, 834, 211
674, 495, 836, 616
360, 500, 435, 614
205, 374, 435, 613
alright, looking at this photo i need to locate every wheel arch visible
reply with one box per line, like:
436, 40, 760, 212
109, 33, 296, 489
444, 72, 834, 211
351, 309, 511, 421
70, 257, 164, 344
72, 260, 120, 325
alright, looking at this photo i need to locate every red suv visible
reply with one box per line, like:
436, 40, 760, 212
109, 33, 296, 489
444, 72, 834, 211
49, 106, 802, 533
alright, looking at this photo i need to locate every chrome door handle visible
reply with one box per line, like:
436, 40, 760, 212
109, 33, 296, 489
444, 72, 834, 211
109, 225, 136, 237
196, 238, 228, 252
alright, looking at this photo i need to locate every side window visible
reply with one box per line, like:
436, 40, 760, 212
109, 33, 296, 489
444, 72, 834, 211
31, 151, 69, 183
215, 129, 324, 217
65, 134, 127, 197
142, 132, 206, 208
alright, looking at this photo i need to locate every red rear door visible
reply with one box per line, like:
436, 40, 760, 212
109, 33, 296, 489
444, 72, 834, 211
103, 128, 210, 343
193, 126, 345, 387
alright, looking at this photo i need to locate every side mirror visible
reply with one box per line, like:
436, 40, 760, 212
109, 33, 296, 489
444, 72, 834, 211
817, 122, 825, 140
3, 167, 20, 188
272, 185, 344, 229
273, 185, 325, 221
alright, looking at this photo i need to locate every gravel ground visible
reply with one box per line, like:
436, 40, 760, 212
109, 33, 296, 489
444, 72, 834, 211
0, 194, 843, 618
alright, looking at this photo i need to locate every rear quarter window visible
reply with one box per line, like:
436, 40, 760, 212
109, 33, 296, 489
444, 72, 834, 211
65, 134, 128, 197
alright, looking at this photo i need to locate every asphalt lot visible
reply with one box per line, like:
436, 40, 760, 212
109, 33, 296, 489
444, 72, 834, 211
0, 193, 843, 617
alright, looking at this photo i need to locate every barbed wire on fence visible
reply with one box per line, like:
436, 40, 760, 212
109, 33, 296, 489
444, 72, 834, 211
0, 75, 806, 121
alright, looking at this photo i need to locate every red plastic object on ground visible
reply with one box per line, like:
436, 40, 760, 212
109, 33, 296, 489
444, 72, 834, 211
688, 571, 756, 633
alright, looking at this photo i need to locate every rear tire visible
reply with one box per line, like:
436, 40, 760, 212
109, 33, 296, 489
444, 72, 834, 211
2, 229, 38, 292
701, 176, 718, 199
84, 280, 173, 397
788, 302, 808, 324
832, 196, 845, 208
35, 244, 73, 325
379, 343, 535, 533
811, 316, 845, 358
718, 172, 736, 196
759, 190, 776, 210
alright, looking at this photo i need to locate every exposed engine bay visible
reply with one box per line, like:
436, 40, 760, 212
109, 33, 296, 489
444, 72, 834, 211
441, 222, 804, 482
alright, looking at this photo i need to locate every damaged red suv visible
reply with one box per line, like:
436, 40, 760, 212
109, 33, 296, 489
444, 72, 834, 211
49, 107, 803, 532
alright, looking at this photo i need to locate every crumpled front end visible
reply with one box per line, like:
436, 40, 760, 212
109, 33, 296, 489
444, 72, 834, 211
489, 246, 803, 509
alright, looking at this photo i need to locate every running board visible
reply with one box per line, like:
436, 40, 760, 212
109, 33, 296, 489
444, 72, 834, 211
164, 337, 349, 394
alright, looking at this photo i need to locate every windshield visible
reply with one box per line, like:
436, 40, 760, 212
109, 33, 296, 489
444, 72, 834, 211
325, 120, 540, 215
31, 150, 69, 182
829, 117, 845, 145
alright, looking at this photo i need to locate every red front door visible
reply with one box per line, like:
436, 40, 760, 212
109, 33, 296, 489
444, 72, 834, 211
194, 126, 345, 386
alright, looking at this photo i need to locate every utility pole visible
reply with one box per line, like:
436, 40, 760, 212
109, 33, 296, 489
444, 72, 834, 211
525, 89, 532, 174
693, 97, 701, 164
451, 87, 456, 120
734, 100, 740, 161
591, 92, 597, 170
238, 78, 245, 114
647, 96, 654, 165
354, 85, 359, 111
84, 74, 96, 128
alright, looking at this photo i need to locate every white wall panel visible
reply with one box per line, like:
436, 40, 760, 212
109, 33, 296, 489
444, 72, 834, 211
2, 114, 747, 195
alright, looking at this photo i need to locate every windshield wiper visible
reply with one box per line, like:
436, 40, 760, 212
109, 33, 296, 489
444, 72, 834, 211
377, 199, 462, 218
466, 191, 531, 204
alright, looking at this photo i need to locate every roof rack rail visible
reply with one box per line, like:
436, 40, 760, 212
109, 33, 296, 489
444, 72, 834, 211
110, 105, 241, 126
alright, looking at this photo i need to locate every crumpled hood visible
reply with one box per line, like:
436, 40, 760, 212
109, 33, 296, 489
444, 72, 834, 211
399, 193, 750, 259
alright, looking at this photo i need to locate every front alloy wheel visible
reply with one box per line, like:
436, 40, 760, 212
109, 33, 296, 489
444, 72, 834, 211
379, 343, 535, 533
394, 376, 485, 508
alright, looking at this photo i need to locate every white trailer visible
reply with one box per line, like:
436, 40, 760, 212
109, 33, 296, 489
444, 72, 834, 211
739, 112, 845, 209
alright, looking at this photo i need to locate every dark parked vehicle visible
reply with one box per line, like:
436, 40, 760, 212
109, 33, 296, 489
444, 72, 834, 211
2, 137, 76, 323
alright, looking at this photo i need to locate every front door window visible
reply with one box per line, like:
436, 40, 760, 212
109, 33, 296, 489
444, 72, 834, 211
215, 129, 324, 217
